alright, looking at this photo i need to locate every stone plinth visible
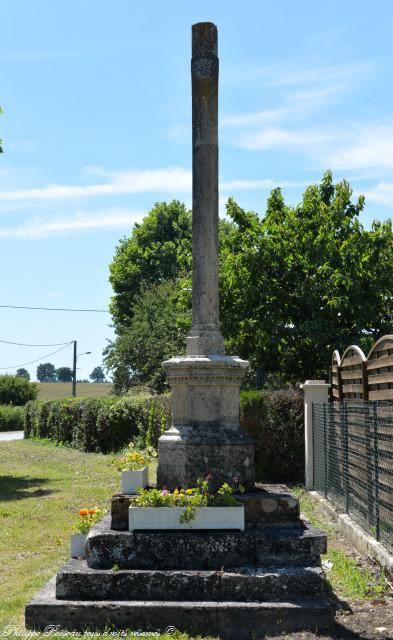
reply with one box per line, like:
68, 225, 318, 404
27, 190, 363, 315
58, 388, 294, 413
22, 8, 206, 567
157, 355, 254, 491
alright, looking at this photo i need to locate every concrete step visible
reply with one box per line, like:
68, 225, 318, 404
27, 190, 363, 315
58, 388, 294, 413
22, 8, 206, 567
26, 577, 333, 639
56, 558, 326, 601
86, 516, 326, 570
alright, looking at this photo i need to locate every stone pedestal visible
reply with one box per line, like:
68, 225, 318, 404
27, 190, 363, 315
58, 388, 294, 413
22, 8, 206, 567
157, 355, 254, 491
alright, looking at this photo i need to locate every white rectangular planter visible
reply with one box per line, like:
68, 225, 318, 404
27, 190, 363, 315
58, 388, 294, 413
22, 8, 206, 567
121, 467, 149, 494
129, 506, 245, 531
70, 533, 87, 558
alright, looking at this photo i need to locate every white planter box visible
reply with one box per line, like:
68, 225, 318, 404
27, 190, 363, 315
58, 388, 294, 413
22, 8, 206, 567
121, 467, 149, 494
129, 506, 244, 531
70, 533, 87, 558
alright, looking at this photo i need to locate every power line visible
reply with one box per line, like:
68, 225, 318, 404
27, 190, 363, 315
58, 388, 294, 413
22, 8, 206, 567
0, 304, 109, 313
0, 342, 73, 370
0, 338, 72, 347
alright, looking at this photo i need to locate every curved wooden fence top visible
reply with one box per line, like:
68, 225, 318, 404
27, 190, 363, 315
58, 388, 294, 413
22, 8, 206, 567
330, 334, 393, 401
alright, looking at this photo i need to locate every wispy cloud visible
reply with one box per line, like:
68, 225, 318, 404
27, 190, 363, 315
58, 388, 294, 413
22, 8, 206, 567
234, 127, 331, 151
327, 123, 393, 171
0, 209, 145, 240
0, 167, 192, 202
364, 182, 393, 207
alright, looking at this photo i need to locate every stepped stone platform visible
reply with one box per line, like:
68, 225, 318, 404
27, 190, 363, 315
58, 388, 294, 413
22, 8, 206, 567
25, 486, 334, 637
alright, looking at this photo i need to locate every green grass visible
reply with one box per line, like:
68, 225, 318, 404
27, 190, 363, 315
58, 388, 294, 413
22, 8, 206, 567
293, 487, 389, 600
37, 382, 113, 400
1, 442, 389, 640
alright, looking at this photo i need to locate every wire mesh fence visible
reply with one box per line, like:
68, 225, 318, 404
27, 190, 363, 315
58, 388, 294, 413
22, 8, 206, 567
313, 401, 393, 552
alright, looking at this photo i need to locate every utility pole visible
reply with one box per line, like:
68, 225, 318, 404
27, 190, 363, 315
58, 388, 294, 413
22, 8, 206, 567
72, 340, 77, 397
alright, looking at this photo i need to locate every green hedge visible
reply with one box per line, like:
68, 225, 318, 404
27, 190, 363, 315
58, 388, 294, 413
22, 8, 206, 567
240, 388, 304, 483
0, 405, 24, 431
23, 389, 304, 483
24, 394, 171, 453
0, 375, 37, 406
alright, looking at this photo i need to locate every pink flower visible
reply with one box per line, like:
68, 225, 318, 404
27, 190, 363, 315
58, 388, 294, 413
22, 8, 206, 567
161, 489, 170, 496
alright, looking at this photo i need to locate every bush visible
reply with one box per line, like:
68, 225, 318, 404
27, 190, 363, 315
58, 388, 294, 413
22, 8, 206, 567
0, 405, 24, 431
240, 388, 304, 483
0, 375, 38, 406
23, 394, 171, 454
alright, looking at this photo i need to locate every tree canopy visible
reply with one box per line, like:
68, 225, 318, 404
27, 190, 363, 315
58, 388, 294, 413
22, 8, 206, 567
56, 367, 73, 382
89, 366, 106, 383
16, 368, 30, 381
105, 172, 393, 391
36, 362, 57, 382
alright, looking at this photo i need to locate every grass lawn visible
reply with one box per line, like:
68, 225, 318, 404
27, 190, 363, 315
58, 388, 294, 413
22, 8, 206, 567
0, 439, 390, 640
37, 382, 113, 400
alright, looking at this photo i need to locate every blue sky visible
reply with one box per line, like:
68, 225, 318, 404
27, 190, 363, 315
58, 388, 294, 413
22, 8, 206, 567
1, 0, 393, 380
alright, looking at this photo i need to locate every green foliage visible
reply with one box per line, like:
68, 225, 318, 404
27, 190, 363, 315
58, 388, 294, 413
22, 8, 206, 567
56, 366, 73, 382
105, 281, 190, 393
0, 405, 24, 431
16, 368, 30, 381
221, 171, 393, 382
36, 362, 57, 382
240, 388, 304, 483
90, 366, 106, 383
0, 374, 38, 406
23, 393, 170, 453
109, 200, 192, 330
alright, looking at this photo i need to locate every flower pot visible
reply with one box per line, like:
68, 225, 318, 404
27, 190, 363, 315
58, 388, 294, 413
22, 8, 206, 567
71, 533, 87, 558
129, 506, 245, 531
121, 467, 149, 494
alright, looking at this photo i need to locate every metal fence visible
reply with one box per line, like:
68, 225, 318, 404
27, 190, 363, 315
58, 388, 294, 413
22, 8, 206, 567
312, 401, 393, 552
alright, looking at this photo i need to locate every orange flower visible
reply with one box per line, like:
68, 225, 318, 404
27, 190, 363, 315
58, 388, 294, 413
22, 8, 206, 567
79, 509, 89, 516
88, 508, 98, 515
203, 492, 209, 497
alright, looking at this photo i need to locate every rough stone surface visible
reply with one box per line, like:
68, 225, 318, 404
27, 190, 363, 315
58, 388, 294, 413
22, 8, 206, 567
157, 356, 254, 491
56, 558, 326, 602
111, 485, 300, 530
86, 515, 326, 570
26, 577, 334, 639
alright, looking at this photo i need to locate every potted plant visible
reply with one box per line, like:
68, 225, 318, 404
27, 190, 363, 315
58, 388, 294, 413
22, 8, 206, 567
116, 444, 156, 495
71, 507, 105, 558
129, 476, 245, 531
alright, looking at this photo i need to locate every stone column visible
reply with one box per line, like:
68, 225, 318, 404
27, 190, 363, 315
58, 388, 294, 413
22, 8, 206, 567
300, 380, 330, 490
157, 23, 254, 492
187, 22, 224, 356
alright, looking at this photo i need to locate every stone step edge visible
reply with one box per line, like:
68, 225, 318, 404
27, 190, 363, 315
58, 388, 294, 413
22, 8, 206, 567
26, 577, 334, 636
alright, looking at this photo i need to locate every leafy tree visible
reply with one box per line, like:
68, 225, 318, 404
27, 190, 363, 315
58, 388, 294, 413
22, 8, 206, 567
0, 375, 37, 405
36, 362, 57, 382
104, 280, 190, 393
56, 366, 73, 382
89, 366, 106, 383
109, 200, 192, 330
220, 171, 393, 382
16, 368, 30, 381
106, 172, 393, 388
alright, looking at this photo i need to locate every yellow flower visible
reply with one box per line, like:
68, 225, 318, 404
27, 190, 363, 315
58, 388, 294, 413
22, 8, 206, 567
173, 489, 179, 495
185, 489, 193, 494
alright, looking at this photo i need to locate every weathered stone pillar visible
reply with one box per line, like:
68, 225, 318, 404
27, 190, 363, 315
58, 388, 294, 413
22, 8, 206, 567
157, 23, 254, 492
187, 22, 224, 357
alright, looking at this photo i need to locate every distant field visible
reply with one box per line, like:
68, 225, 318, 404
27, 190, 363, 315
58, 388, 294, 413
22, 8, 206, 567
37, 382, 113, 400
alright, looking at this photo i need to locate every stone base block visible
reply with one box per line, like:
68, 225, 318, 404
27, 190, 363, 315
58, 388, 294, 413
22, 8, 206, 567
86, 515, 326, 570
157, 425, 254, 491
56, 558, 326, 602
26, 577, 333, 639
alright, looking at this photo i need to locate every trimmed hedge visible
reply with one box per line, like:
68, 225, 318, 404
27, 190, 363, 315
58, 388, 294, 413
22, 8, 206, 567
0, 405, 24, 432
0, 375, 37, 406
240, 388, 304, 484
24, 394, 171, 453
23, 389, 304, 483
